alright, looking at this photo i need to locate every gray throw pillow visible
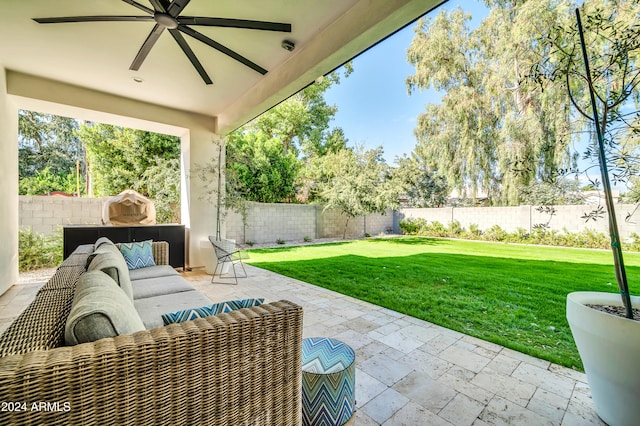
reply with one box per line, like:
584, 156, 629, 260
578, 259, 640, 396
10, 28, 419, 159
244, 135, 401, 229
65, 271, 145, 345
87, 245, 134, 300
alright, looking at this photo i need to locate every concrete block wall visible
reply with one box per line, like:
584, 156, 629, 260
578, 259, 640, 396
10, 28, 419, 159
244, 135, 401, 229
397, 204, 640, 240
318, 209, 365, 239
318, 209, 393, 239
19, 196, 106, 235
226, 203, 318, 244
456, 206, 531, 233
225, 203, 394, 243
246, 203, 317, 243
363, 210, 394, 235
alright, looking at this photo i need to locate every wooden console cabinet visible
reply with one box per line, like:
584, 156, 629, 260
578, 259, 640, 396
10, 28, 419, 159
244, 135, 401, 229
63, 224, 186, 269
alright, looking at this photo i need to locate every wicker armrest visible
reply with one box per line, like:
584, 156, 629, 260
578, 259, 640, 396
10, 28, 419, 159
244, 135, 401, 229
0, 301, 303, 426
151, 241, 169, 265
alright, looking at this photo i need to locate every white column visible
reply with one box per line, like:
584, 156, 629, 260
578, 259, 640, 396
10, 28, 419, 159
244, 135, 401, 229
0, 68, 19, 295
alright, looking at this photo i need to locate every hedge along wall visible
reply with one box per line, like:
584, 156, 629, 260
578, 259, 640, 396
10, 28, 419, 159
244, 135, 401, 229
398, 204, 640, 240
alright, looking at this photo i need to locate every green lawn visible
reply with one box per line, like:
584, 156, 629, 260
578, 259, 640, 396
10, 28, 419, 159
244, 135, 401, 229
245, 237, 640, 370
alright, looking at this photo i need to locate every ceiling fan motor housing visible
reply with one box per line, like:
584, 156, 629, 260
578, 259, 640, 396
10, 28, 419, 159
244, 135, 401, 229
154, 13, 178, 29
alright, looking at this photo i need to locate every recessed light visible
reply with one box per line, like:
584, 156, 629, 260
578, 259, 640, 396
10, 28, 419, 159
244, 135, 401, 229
132, 77, 144, 83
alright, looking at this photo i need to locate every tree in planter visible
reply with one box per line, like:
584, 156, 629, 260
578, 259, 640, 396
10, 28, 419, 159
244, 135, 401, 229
192, 142, 249, 242
533, 3, 640, 424
534, 2, 640, 318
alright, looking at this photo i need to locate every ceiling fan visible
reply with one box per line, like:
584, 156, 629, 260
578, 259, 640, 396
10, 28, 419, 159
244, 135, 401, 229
33, 0, 292, 85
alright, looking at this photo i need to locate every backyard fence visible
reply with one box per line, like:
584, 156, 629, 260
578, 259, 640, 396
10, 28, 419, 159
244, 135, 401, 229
224, 202, 394, 243
20, 196, 640, 243
18, 196, 395, 243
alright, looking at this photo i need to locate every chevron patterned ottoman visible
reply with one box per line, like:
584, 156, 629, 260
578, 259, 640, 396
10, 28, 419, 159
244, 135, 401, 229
301, 337, 356, 426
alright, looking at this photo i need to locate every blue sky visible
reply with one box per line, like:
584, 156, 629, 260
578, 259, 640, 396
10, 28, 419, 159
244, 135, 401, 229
324, 0, 489, 164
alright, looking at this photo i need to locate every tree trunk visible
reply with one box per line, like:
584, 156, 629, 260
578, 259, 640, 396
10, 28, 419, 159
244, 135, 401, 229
343, 216, 350, 239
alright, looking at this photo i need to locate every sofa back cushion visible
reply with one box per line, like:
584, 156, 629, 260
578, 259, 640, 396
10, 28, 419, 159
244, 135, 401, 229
87, 243, 134, 300
65, 271, 145, 345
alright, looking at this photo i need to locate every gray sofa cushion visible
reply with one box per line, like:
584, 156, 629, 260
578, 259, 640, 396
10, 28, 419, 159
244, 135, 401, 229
88, 246, 134, 300
134, 290, 213, 330
131, 275, 196, 300
95, 237, 116, 249
65, 271, 145, 345
129, 265, 180, 281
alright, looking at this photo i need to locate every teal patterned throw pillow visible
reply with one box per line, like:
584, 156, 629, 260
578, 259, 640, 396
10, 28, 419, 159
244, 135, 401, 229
119, 240, 156, 270
162, 298, 265, 325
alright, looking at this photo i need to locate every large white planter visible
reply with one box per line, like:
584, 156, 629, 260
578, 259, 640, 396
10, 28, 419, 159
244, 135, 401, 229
566, 291, 640, 426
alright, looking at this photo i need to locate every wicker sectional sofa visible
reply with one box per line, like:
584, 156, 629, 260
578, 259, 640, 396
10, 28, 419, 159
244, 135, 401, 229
0, 241, 303, 426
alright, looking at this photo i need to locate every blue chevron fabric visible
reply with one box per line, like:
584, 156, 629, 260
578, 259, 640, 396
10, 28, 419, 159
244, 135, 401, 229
161, 298, 264, 325
119, 240, 155, 270
301, 337, 356, 426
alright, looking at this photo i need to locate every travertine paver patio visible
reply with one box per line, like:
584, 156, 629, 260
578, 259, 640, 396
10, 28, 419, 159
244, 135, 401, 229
1, 264, 605, 426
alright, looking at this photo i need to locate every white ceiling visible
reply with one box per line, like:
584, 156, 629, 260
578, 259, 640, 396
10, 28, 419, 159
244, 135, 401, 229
0, 0, 446, 133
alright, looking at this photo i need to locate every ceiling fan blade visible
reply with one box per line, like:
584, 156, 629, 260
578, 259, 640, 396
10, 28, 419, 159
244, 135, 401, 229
121, 0, 154, 15
130, 24, 165, 70
167, 0, 192, 17
149, 0, 170, 14
34, 16, 154, 24
178, 17, 291, 32
169, 29, 212, 84
178, 25, 267, 75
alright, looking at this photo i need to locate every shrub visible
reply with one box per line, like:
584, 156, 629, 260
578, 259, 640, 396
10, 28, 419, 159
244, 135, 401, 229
467, 223, 482, 239
483, 225, 508, 242
303, 236, 312, 242
19, 227, 63, 271
399, 218, 425, 235
626, 233, 640, 252
276, 238, 285, 245
245, 240, 255, 247
447, 220, 463, 237
398, 217, 636, 252
425, 221, 448, 237
514, 227, 530, 241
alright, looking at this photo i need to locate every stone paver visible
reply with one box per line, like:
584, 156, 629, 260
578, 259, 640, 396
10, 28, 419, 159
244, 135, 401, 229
0, 264, 604, 425
439, 393, 486, 426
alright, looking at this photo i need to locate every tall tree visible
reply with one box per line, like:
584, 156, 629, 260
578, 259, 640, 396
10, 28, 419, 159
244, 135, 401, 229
225, 132, 299, 203
77, 123, 181, 222
18, 110, 84, 195
392, 154, 449, 207
406, 1, 578, 205
226, 67, 351, 203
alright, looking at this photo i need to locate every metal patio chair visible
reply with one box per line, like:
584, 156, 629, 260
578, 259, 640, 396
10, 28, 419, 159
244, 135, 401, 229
209, 236, 247, 285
